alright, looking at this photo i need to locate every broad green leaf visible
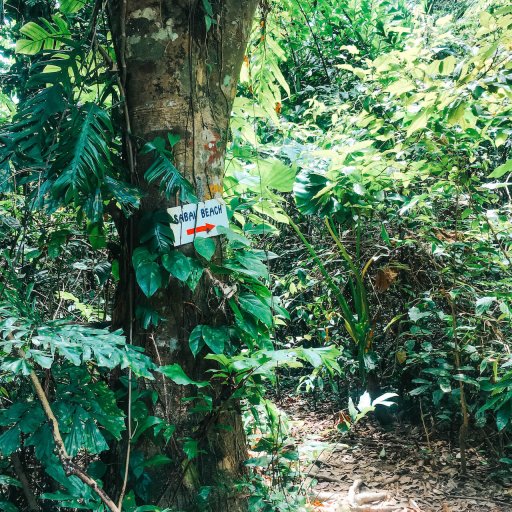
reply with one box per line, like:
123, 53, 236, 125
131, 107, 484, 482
202, 325, 229, 354
87, 223, 106, 250
139, 211, 175, 252
408, 307, 431, 323
64, 411, 84, 457
162, 251, 192, 282
59, 0, 87, 14
1, 358, 32, 376
132, 248, 163, 297
131, 416, 164, 443
135, 262, 162, 297
16, 16, 70, 55
29, 350, 53, 369
194, 237, 216, 261
384, 79, 415, 96
238, 293, 273, 326
82, 419, 109, 454
186, 258, 204, 292
258, 159, 297, 193
406, 109, 429, 137
158, 364, 208, 387
0, 427, 20, 456
488, 160, 512, 179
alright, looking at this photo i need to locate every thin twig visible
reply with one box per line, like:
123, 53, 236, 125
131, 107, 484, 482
117, 369, 132, 510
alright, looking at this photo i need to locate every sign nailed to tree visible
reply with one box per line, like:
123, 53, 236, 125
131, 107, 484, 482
168, 199, 229, 246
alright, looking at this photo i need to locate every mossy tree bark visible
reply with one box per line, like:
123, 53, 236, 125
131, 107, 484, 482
107, 1, 258, 510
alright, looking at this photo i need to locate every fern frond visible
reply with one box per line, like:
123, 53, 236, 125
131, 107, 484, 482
142, 138, 197, 203
51, 103, 112, 217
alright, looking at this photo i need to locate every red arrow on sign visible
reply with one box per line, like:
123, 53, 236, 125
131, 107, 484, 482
186, 223, 216, 236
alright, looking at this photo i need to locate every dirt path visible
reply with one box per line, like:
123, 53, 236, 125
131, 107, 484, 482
279, 395, 512, 512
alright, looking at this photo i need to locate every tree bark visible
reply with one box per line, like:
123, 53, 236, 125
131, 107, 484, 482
108, 1, 258, 510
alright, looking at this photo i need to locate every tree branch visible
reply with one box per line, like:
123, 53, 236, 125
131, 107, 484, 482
18, 348, 120, 512
11, 452, 40, 511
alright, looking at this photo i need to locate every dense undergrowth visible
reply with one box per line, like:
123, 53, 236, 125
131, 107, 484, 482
0, 0, 511, 510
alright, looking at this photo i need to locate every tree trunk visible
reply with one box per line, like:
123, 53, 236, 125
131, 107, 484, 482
107, 1, 258, 510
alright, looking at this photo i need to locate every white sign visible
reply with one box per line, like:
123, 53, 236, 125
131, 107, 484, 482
168, 199, 229, 246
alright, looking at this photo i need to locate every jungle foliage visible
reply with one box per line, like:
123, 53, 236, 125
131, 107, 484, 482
0, 0, 511, 511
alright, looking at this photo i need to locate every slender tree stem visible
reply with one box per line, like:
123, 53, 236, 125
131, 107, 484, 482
117, 369, 132, 511
286, 215, 358, 340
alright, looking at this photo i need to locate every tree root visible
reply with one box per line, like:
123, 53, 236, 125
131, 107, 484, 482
345, 479, 400, 512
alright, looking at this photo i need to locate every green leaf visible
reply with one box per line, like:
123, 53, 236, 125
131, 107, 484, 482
131, 416, 164, 444
205, 15, 212, 32
1, 358, 32, 376
183, 438, 199, 460
186, 258, 204, 292
488, 159, 512, 179
82, 419, 109, 454
167, 133, 181, 147
132, 246, 157, 267
132, 248, 163, 297
408, 307, 431, 322
497, 407, 510, 431
0, 500, 20, 512
238, 293, 273, 326
258, 159, 297, 193
0, 475, 21, 488
194, 237, 216, 261
29, 350, 53, 369
144, 455, 172, 469
87, 223, 106, 250
294, 170, 339, 217
162, 251, 192, 282
189, 326, 205, 357
16, 16, 70, 55
59, 0, 87, 14
158, 364, 209, 388
202, 326, 229, 354
135, 262, 162, 297
0, 427, 20, 456
136, 305, 161, 329
475, 296, 496, 316
409, 385, 430, 396
52, 103, 114, 220
64, 410, 84, 457
452, 374, 479, 387
104, 176, 141, 209
406, 109, 430, 137
139, 211, 175, 253
202, 0, 213, 16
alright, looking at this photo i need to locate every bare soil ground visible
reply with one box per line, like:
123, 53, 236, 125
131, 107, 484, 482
278, 394, 512, 512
